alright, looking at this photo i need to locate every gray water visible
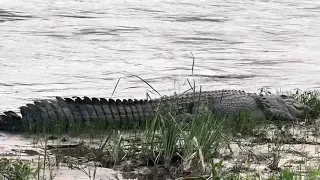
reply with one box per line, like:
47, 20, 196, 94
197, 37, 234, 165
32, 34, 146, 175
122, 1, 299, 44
0, 0, 320, 111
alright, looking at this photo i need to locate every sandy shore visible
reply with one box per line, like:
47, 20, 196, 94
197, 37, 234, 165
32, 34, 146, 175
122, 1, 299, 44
0, 132, 124, 180
1, 123, 320, 179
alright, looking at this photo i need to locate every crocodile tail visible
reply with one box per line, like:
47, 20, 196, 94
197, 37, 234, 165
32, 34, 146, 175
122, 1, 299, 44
0, 111, 22, 132
0, 97, 157, 132
17, 98, 71, 132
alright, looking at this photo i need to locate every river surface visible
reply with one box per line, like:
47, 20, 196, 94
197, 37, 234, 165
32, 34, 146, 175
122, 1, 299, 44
0, 0, 320, 111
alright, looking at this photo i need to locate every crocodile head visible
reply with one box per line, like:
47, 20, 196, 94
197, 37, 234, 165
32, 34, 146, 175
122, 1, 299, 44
280, 94, 309, 119
261, 94, 309, 121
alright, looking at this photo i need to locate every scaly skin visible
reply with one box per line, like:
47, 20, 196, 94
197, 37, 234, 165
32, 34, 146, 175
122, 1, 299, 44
0, 89, 308, 132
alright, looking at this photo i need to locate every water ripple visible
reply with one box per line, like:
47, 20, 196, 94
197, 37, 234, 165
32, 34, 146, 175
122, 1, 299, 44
0, 9, 35, 22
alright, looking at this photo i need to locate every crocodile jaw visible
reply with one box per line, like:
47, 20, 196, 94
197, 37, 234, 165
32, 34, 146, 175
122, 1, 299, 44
281, 96, 309, 119
286, 104, 306, 119
293, 102, 308, 110
285, 101, 309, 119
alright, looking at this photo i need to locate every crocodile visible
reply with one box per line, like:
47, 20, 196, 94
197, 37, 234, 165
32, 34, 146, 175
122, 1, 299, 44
0, 89, 309, 132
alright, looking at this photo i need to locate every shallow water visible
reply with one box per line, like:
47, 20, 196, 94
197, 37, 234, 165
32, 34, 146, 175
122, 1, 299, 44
0, 0, 320, 111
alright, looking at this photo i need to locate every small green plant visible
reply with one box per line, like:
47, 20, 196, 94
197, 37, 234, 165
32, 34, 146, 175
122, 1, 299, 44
210, 160, 225, 179
308, 168, 320, 179
181, 110, 228, 168
0, 158, 37, 180
293, 90, 320, 122
109, 130, 124, 166
159, 112, 181, 168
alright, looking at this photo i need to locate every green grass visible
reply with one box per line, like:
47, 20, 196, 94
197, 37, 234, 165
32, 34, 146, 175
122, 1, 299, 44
292, 90, 320, 122
0, 158, 37, 180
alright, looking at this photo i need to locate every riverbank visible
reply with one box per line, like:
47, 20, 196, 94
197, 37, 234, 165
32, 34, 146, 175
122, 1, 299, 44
1, 90, 320, 179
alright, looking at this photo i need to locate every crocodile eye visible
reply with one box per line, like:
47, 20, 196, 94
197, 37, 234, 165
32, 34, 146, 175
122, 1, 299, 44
280, 95, 288, 99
